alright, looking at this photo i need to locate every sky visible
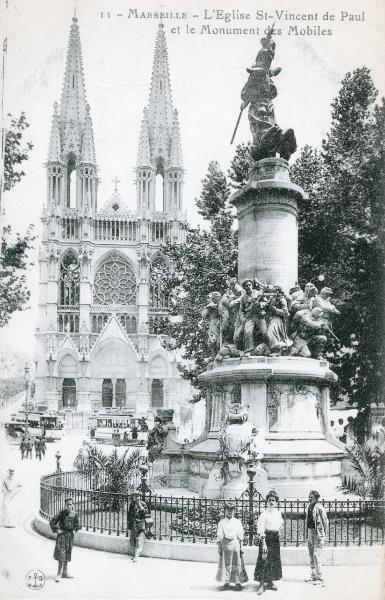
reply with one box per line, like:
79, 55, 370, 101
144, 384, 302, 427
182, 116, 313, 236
0, 0, 384, 358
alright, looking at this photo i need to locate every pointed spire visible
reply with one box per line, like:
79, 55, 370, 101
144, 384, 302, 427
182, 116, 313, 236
60, 16, 87, 146
136, 107, 151, 167
80, 104, 96, 164
147, 23, 174, 154
169, 108, 183, 168
47, 102, 62, 162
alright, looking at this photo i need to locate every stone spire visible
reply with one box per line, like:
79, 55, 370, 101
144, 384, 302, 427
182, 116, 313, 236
60, 15, 87, 144
136, 108, 151, 167
136, 23, 184, 217
46, 16, 97, 211
80, 104, 96, 164
147, 22, 174, 158
47, 102, 62, 163
169, 108, 183, 168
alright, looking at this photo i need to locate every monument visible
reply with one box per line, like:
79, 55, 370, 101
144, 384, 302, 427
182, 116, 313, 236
149, 29, 345, 499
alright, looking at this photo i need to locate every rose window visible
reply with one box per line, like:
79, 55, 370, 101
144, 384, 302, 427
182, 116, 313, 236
93, 256, 136, 305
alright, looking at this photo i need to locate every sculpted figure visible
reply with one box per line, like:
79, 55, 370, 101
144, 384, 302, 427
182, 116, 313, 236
234, 279, 268, 355
313, 287, 340, 330
239, 29, 297, 161
201, 291, 223, 357
290, 307, 327, 359
265, 285, 293, 356
146, 418, 167, 463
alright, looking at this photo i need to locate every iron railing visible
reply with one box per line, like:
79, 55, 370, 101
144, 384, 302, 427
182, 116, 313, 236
39, 471, 385, 546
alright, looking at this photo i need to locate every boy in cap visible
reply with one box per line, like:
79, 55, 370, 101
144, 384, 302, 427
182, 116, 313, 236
216, 503, 248, 591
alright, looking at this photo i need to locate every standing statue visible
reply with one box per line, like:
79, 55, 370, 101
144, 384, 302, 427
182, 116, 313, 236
146, 418, 168, 463
233, 26, 297, 162
265, 286, 293, 356
201, 292, 223, 357
234, 279, 268, 355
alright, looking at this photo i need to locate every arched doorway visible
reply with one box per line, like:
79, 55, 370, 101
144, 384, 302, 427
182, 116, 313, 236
116, 379, 126, 408
151, 379, 164, 409
62, 378, 77, 408
102, 379, 113, 407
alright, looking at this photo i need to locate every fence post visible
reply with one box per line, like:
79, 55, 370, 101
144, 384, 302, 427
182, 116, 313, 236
247, 464, 256, 546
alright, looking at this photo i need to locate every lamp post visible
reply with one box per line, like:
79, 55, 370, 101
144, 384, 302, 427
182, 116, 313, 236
246, 463, 257, 546
55, 450, 62, 473
139, 463, 149, 500
24, 363, 30, 432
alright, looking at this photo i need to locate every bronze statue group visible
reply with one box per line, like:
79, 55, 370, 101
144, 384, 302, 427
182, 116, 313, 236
202, 277, 340, 363
216, 489, 329, 594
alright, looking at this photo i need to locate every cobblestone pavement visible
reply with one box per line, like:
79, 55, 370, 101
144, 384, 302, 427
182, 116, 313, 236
0, 399, 383, 600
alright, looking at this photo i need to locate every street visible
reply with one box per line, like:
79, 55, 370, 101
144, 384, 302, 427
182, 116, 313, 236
0, 397, 383, 600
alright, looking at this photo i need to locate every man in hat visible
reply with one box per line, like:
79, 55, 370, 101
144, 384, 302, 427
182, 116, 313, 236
216, 504, 247, 591
50, 497, 80, 581
127, 491, 150, 562
305, 490, 328, 586
1, 468, 21, 527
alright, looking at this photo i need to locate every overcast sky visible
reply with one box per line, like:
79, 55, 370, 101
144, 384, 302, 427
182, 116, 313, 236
1, 0, 384, 358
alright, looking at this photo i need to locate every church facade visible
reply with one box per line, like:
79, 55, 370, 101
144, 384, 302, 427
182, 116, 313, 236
34, 18, 191, 417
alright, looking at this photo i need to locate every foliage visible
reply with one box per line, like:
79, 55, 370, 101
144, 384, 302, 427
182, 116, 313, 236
0, 376, 25, 398
3, 112, 34, 191
0, 225, 35, 327
290, 68, 385, 409
227, 141, 253, 189
74, 442, 141, 508
1, 113, 35, 327
154, 161, 237, 400
341, 440, 384, 500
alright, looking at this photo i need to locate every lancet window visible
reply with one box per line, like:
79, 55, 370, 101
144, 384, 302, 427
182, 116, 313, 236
59, 251, 80, 307
149, 256, 168, 309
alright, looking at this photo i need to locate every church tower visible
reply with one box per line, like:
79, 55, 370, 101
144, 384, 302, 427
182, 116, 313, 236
34, 19, 191, 420
136, 23, 184, 218
46, 16, 97, 213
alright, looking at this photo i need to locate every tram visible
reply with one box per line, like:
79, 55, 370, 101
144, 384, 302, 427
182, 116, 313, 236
5, 410, 64, 442
90, 410, 149, 445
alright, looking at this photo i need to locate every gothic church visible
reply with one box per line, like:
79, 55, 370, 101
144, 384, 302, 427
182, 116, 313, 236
34, 18, 191, 417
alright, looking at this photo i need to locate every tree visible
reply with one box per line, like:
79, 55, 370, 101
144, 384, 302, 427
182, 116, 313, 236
3, 113, 34, 191
290, 69, 385, 410
1, 113, 34, 327
154, 162, 237, 400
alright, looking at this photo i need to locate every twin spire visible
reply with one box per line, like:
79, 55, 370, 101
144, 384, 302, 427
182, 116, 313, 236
47, 19, 183, 216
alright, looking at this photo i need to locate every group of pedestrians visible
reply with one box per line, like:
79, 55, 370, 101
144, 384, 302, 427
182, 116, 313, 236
216, 489, 328, 594
20, 435, 46, 460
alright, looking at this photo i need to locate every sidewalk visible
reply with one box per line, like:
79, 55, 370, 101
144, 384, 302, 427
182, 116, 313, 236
0, 405, 383, 600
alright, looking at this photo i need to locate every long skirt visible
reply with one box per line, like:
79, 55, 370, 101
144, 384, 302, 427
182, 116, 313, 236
129, 529, 145, 557
216, 539, 249, 584
1, 491, 19, 527
54, 532, 74, 563
254, 531, 282, 583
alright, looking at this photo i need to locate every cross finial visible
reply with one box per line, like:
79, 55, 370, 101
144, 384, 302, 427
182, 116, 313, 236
112, 176, 121, 193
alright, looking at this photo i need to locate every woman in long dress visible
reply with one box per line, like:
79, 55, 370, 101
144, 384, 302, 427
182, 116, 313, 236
216, 503, 248, 591
127, 491, 150, 562
254, 490, 283, 594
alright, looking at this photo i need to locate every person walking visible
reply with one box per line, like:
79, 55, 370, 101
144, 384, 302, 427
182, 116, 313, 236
19, 438, 26, 460
50, 497, 81, 582
305, 490, 328, 586
216, 503, 248, 591
34, 438, 42, 460
254, 490, 283, 594
25, 437, 33, 459
39, 437, 47, 458
127, 491, 150, 562
1, 469, 22, 527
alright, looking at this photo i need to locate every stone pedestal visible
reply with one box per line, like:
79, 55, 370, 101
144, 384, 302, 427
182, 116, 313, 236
230, 157, 305, 292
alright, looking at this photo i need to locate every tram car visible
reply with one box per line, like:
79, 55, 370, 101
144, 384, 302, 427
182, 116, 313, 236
90, 410, 150, 445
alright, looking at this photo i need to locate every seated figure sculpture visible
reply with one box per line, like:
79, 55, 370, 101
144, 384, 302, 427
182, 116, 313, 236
290, 307, 328, 359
